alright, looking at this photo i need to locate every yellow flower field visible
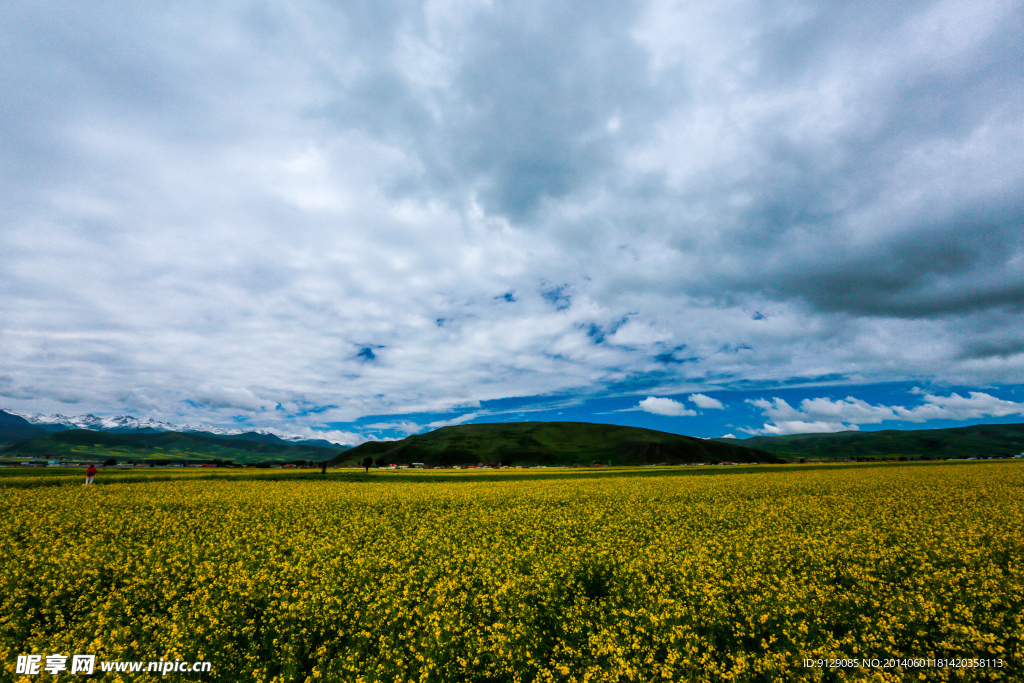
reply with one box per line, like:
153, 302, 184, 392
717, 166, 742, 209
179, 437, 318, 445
1, 463, 1021, 682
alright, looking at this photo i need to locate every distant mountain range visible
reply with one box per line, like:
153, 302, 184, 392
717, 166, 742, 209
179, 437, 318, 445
2, 428, 348, 464
0, 409, 346, 448
336, 421, 780, 467
339, 420, 1024, 468
4, 408, 1022, 466
10, 412, 182, 434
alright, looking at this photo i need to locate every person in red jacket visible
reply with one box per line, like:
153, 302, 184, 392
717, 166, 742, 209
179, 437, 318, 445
85, 464, 97, 485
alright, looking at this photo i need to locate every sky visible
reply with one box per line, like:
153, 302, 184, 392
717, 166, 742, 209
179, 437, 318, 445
2, 0, 1022, 444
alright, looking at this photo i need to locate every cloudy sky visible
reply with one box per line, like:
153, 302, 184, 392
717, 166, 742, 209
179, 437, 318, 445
2, 0, 1022, 443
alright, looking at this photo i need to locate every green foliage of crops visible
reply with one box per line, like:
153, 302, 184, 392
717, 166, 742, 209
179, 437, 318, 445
1, 463, 1021, 681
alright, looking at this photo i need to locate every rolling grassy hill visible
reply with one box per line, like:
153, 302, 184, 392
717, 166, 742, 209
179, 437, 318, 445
714, 422, 1024, 461
1, 429, 347, 464
335, 421, 780, 467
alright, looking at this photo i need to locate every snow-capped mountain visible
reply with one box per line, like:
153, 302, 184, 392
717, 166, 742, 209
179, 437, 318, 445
15, 412, 179, 433
5, 410, 343, 445
18, 413, 79, 428
179, 423, 247, 436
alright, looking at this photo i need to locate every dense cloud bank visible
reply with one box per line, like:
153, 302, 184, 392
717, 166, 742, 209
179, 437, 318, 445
1, 0, 1021, 434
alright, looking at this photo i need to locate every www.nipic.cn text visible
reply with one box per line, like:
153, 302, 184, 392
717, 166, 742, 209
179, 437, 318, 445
16, 654, 212, 676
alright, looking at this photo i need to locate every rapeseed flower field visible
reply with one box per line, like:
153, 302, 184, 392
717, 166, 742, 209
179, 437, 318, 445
1, 462, 1021, 682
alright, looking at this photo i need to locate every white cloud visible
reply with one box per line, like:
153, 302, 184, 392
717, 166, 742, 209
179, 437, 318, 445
0, 0, 1022, 438
746, 398, 804, 422
606, 320, 674, 346
789, 397, 898, 424
746, 390, 1024, 435
364, 421, 423, 435
689, 393, 724, 409
746, 421, 860, 436
425, 412, 482, 429
194, 387, 275, 412
638, 397, 697, 417
894, 392, 1024, 422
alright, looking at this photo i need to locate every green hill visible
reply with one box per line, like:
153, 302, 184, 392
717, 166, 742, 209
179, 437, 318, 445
335, 421, 780, 467
714, 422, 1024, 460
1, 429, 346, 464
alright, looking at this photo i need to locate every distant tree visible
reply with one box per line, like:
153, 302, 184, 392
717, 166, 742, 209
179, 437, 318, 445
103, 458, 117, 467
362, 456, 373, 473
375, 457, 387, 468
320, 461, 327, 474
